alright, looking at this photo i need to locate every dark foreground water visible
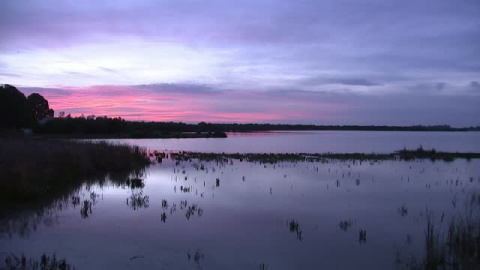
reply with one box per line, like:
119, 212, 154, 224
1, 155, 479, 269
100, 130, 480, 153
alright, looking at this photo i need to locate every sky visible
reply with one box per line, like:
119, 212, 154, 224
1, 0, 479, 126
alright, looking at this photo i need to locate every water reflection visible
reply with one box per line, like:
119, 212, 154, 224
186, 204, 203, 220
187, 249, 205, 268
71, 196, 80, 208
358, 229, 367, 244
160, 212, 167, 223
127, 178, 145, 189
126, 191, 149, 210
259, 262, 269, 270
157, 199, 204, 223
398, 204, 408, 217
1, 153, 479, 269
80, 200, 93, 219
338, 219, 354, 232
288, 220, 303, 241
3, 253, 75, 269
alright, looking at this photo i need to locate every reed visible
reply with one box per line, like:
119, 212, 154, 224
0, 138, 150, 205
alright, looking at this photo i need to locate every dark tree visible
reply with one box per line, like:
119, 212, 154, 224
0, 84, 28, 128
27, 93, 54, 121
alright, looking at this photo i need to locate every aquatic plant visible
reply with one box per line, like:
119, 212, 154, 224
444, 193, 480, 267
359, 229, 367, 244
3, 253, 75, 269
169, 148, 480, 166
186, 204, 203, 220
397, 196, 480, 269
80, 200, 92, 219
423, 211, 447, 269
161, 199, 168, 209
0, 139, 150, 205
289, 219, 303, 241
161, 212, 167, 223
398, 205, 409, 217
127, 178, 145, 189
180, 186, 191, 193
126, 192, 149, 210
180, 200, 188, 210
338, 219, 354, 231
187, 249, 205, 268
71, 196, 80, 208
397, 147, 480, 162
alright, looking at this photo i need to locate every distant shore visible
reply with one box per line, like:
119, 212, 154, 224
29, 115, 480, 139
30, 131, 228, 139
193, 124, 480, 132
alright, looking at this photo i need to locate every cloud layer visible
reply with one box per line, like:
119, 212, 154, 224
18, 84, 480, 126
1, 0, 479, 125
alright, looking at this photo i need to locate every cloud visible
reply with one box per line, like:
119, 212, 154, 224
302, 76, 382, 87
2, 0, 480, 125
406, 82, 451, 95
98, 67, 118, 73
21, 87, 73, 97
435, 82, 446, 91
138, 83, 225, 95
470, 81, 480, 89
0, 71, 22, 78
13, 83, 480, 126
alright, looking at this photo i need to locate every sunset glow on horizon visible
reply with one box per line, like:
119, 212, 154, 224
19, 84, 336, 123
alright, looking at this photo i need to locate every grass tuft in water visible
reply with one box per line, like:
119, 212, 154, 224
3, 253, 75, 270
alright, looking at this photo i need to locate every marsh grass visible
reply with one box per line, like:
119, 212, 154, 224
3, 253, 75, 270
338, 219, 354, 232
397, 195, 480, 269
398, 205, 409, 217
444, 193, 480, 268
288, 219, 303, 241
0, 139, 150, 207
397, 147, 480, 162
359, 229, 367, 244
170, 148, 480, 165
126, 191, 150, 210
187, 249, 205, 268
424, 211, 447, 269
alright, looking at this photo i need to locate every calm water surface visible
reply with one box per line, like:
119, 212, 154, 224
1, 157, 479, 269
1, 132, 480, 269
102, 131, 480, 153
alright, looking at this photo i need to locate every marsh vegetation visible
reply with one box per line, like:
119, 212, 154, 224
2, 253, 75, 270
0, 139, 150, 212
170, 147, 480, 164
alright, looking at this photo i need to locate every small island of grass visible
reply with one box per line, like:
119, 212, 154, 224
170, 147, 480, 164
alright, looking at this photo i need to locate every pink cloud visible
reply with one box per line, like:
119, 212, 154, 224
19, 84, 338, 123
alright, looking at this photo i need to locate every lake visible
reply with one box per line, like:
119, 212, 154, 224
1, 131, 480, 269
101, 130, 480, 153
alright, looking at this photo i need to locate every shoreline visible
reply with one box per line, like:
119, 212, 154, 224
1, 131, 228, 139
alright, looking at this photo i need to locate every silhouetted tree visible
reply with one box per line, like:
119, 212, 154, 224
26, 93, 54, 121
0, 84, 28, 128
